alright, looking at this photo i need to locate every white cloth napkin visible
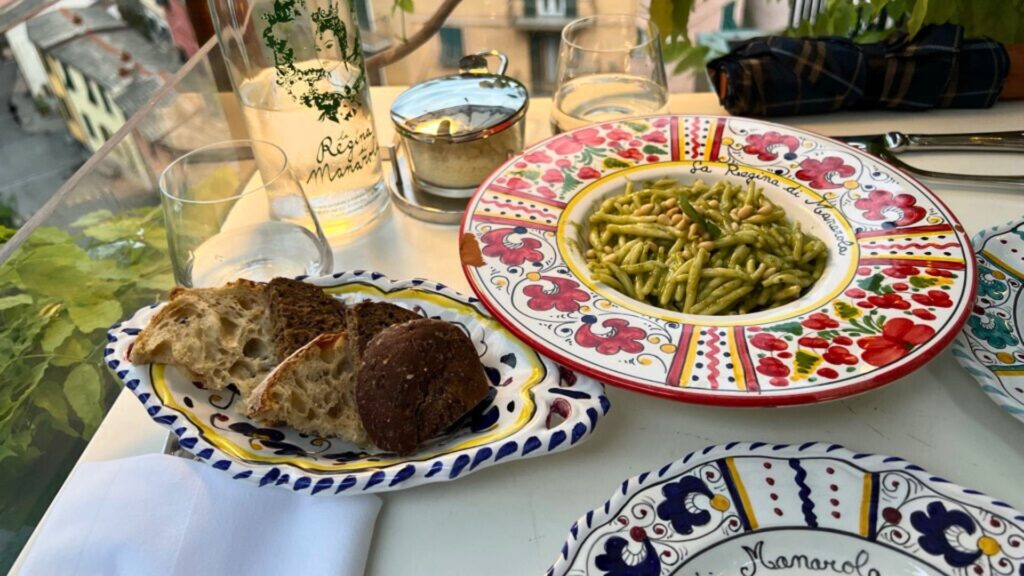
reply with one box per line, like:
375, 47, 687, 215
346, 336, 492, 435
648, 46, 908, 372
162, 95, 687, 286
17, 454, 381, 576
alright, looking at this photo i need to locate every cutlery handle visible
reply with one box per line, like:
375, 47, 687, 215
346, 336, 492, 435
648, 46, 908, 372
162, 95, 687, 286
887, 131, 1024, 152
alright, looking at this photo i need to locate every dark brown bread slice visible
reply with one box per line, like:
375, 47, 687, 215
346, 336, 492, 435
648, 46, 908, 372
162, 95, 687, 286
345, 301, 422, 355
267, 277, 347, 359
356, 318, 489, 454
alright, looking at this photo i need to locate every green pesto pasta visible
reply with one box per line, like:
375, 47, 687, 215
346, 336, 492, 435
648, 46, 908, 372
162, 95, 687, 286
582, 178, 828, 315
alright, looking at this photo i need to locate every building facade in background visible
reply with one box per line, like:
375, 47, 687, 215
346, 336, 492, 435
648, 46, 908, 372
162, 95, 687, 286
26, 5, 178, 181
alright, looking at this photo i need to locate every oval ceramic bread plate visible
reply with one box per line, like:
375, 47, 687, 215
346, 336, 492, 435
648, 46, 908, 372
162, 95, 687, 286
550, 442, 1024, 576
460, 115, 976, 405
104, 271, 608, 494
953, 218, 1024, 423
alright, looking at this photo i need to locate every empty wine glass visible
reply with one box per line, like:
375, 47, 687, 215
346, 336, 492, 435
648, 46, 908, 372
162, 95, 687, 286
160, 139, 333, 287
551, 14, 669, 133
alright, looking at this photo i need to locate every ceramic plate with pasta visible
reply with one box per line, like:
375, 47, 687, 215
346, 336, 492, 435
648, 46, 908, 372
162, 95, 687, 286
459, 115, 976, 406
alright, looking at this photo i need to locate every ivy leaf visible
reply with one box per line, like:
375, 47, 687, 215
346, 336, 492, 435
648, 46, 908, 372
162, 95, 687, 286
0, 294, 32, 310
41, 314, 75, 353
24, 226, 73, 247
767, 321, 804, 336
857, 273, 884, 294
68, 299, 123, 333
32, 377, 78, 437
64, 364, 104, 437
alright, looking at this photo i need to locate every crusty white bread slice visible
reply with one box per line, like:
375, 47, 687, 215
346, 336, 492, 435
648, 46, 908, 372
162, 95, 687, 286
128, 279, 275, 396
245, 331, 370, 446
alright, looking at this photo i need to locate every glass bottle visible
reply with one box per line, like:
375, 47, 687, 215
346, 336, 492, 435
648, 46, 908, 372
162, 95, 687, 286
208, 0, 388, 237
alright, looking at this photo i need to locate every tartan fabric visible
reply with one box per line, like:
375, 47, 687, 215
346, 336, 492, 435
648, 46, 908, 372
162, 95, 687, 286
707, 25, 1009, 117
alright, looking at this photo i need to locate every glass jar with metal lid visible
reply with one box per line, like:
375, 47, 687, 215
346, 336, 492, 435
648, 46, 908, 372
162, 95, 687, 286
390, 51, 529, 198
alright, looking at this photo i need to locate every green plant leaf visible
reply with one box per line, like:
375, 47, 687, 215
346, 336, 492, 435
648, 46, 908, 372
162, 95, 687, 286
32, 378, 78, 437
907, 0, 928, 37
64, 364, 104, 437
41, 314, 75, 353
650, 0, 676, 37
642, 145, 668, 155
52, 334, 95, 367
24, 226, 73, 247
67, 299, 123, 333
70, 210, 114, 228
0, 294, 32, 310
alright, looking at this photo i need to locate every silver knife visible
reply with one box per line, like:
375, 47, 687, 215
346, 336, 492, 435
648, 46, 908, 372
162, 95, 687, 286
836, 130, 1024, 185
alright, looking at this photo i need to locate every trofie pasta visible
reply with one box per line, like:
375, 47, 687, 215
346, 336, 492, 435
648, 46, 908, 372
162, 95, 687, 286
582, 178, 828, 315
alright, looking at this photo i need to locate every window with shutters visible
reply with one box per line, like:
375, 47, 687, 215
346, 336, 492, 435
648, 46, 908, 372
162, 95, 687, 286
60, 61, 75, 90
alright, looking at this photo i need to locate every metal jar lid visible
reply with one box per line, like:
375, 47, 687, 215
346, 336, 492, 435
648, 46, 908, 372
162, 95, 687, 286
390, 51, 529, 144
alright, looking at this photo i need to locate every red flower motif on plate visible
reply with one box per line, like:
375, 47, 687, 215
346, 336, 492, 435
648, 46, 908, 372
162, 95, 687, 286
882, 264, 920, 279
925, 268, 954, 278
743, 131, 800, 161
506, 176, 530, 190
617, 148, 644, 161
757, 357, 790, 379
853, 190, 926, 227
823, 345, 858, 366
524, 150, 552, 164
856, 317, 936, 367
751, 332, 788, 352
480, 227, 544, 266
523, 276, 589, 313
535, 185, 557, 199
606, 128, 632, 141
801, 312, 839, 330
794, 157, 855, 189
641, 131, 667, 144
542, 169, 564, 183
575, 316, 646, 355
546, 127, 605, 155
867, 293, 910, 310
577, 166, 601, 180
911, 289, 953, 308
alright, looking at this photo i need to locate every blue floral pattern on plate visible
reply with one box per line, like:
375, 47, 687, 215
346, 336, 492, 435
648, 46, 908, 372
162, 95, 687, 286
548, 443, 1024, 575
952, 218, 1024, 424
104, 271, 609, 494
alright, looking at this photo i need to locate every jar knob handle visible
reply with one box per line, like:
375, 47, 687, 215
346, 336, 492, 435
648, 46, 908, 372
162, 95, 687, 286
458, 50, 509, 76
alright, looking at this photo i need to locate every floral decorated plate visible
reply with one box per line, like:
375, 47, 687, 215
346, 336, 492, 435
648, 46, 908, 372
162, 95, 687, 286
459, 115, 977, 405
952, 218, 1024, 423
548, 442, 1024, 575
104, 271, 608, 494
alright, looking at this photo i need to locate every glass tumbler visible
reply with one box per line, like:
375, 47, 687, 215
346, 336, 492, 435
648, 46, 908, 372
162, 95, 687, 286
551, 14, 668, 133
160, 139, 333, 287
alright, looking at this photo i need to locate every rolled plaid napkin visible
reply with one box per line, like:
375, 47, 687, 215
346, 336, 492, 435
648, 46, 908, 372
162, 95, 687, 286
707, 24, 1010, 117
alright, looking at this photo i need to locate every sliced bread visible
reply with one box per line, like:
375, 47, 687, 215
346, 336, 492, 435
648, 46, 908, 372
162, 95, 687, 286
129, 279, 275, 395
246, 331, 370, 445
345, 301, 423, 355
356, 319, 490, 454
267, 277, 347, 359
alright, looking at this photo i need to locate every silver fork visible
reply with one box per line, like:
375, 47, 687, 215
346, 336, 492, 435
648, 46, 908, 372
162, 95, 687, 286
836, 131, 1024, 185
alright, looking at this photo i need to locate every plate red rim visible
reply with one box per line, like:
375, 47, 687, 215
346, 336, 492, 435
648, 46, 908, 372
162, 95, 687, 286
459, 113, 978, 407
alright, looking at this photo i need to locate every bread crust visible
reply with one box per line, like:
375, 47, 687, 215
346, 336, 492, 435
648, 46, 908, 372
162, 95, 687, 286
356, 319, 489, 454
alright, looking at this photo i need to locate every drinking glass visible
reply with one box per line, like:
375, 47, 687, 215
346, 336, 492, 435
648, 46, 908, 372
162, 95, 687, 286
160, 139, 333, 287
551, 15, 668, 133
